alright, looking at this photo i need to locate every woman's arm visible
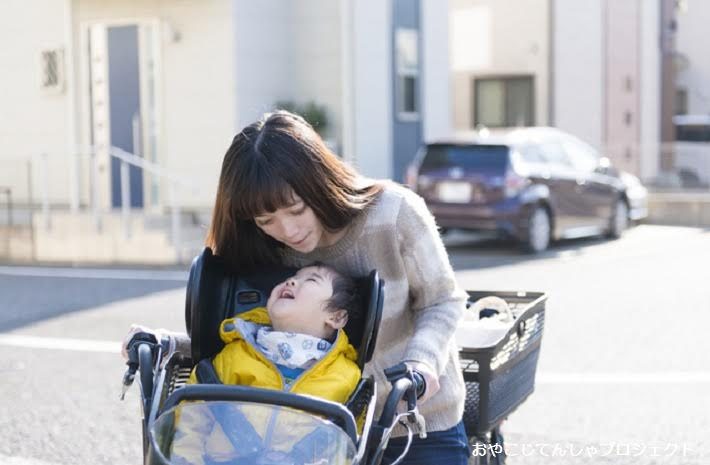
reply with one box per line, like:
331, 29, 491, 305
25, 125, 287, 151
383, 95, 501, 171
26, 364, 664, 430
396, 191, 468, 378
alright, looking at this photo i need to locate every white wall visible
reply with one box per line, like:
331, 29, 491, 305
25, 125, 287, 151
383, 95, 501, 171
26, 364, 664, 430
0, 0, 72, 204
234, 0, 393, 180
422, 0, 452, 142
450, 0, 549, 130
676, 1, 710, 115
75, 0, 236, 209
233, 1, 343, 148
604, 0, 641, 175
553, 0, 604, 151
348, 0, 392, 179
292, 1, 343, 145
232, 0, 294, 131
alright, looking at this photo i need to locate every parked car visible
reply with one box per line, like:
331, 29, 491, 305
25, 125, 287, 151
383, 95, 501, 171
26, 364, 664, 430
405, 127, 648, 253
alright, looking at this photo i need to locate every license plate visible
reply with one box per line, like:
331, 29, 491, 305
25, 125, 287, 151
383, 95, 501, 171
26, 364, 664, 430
437, 182, 472, 203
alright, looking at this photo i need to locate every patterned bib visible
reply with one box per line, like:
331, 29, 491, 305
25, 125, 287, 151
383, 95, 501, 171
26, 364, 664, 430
255, 327, 332, 369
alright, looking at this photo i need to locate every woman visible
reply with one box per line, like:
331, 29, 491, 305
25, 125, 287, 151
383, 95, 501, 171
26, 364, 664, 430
132, 110, 470, 464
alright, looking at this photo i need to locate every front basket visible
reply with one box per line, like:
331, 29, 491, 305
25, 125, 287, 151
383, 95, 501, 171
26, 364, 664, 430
459, 290, 547, 436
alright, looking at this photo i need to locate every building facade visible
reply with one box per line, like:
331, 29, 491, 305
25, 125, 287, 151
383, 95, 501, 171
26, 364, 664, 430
449, 0, 666, 182
0, 0, 449, 212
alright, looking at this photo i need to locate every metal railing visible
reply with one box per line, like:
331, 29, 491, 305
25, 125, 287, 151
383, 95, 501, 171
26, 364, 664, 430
34, 145, 200, 261
105, 145, 199, 249
595, 140, 710, 190
0, 186, 11, 227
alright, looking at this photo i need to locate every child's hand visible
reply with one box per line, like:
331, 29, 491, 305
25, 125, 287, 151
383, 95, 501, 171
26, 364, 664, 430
405, 361, 440, 405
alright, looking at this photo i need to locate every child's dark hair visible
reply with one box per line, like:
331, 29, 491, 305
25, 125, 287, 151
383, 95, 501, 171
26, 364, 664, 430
318, 264, 362, 322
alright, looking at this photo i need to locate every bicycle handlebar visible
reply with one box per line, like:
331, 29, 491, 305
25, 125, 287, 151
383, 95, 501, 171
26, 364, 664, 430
377, 363, 426, 427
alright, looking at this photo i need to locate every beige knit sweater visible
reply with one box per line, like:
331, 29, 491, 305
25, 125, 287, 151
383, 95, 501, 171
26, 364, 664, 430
282, 181, 467, 434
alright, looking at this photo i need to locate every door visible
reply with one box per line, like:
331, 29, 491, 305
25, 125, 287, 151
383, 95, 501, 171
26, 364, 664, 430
86, 22, 160, 210
537, 141, 589, 232
561, 136, 617, 229
107, 25, 143, 208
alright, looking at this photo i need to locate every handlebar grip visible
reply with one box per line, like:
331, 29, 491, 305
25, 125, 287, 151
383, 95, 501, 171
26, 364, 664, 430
137, 342, 154, 414
384, 363, 426, 399
378, 363, 427, 427
126, 331, 158, 364
411, 370, 426, 400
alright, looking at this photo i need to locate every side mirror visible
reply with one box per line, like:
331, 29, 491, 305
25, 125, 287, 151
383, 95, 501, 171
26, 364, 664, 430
595, 157, 618, 176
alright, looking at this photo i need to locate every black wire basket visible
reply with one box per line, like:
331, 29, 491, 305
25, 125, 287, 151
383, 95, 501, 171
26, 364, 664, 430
459, 290, 547, 437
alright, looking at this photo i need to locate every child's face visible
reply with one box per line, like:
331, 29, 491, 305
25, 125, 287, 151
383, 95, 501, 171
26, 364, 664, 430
266, 266, 346, 339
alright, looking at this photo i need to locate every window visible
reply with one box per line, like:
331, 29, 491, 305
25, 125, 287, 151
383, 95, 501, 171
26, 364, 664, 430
676, 123, 710, 142
674, 115, 710, 142
474, 76, 534, 128
562, 141, 599, 172
40, 49, 65, 94
519, 144, 546, 164
539, 142, 572, 168
396, 28, 419, 119
421, 145, 510, 171
560, 136, 600, 172
675, 88, 688, 115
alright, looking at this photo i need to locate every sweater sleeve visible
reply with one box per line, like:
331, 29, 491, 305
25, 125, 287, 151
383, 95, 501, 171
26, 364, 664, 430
396, 191, 467, 375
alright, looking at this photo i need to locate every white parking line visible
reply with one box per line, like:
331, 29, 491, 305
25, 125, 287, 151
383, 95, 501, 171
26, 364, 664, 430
0, 455, 132, 465
0, 455, 69, 465
537, 371, 710, 384
0, 334, 120, 353
0, 265, 188, 281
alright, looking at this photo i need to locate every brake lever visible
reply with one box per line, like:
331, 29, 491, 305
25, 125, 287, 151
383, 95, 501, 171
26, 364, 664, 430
408, 408, 427, 439
120, 365, 137, 400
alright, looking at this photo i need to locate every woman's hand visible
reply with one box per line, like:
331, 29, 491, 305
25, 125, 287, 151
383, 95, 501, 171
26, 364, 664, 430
121, 324, 175, 363
121, 324, 151, 360
406, 361, 440, 405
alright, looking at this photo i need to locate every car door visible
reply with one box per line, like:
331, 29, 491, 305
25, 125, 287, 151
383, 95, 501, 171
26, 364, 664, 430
536, 141, 589, 232
560, 136, 619, 230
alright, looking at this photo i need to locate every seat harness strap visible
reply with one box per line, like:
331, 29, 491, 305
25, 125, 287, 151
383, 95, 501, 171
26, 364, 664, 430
195, 358, 222, 384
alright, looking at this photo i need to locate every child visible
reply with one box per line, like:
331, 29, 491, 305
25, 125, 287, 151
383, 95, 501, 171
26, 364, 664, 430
190, 263, 361, 401
171, 264, 362, 465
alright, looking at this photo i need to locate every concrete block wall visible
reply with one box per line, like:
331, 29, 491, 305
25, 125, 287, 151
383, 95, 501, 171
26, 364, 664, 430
647, 192, 710, 227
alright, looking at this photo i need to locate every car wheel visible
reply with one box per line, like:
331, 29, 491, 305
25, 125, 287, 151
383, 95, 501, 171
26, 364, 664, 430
607, 198, 629, 239
522, 206, 551, 253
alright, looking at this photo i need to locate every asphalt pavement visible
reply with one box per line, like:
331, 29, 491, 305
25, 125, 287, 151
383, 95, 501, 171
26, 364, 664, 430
0, 224, 708, 465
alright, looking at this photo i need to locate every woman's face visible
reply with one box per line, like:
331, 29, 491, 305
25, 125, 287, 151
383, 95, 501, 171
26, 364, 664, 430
254, 194, 326, 253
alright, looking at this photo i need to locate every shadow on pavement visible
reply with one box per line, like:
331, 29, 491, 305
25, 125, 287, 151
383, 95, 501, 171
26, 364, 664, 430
444, 230, 611, 271
0, 274, 185, 332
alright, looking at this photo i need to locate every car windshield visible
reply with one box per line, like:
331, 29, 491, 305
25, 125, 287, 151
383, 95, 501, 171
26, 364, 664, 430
152, 401, 357, 465
421, 145, 509, 171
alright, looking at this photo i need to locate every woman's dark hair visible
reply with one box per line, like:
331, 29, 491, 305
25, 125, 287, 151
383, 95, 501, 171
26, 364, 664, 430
206, 110, 383, 271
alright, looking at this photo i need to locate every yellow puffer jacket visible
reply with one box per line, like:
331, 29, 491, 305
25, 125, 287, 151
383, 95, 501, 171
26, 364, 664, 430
189, 306, 361, 403
171, 308, 361, 465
